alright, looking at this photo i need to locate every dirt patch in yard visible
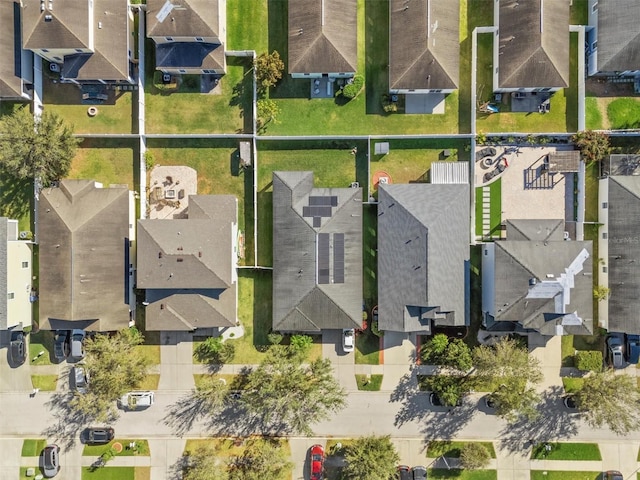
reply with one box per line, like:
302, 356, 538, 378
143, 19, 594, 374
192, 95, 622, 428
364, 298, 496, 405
586, 78, 636, 97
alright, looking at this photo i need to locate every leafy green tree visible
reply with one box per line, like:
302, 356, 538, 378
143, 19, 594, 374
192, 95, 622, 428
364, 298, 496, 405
70, 327, 151, 421
428, 374, 470, 407
183, 446, 228, 480
194, 375, 230, 415
254, 51, 284, 94
575, 369, 640, 435
339, 75, 364, 99
0, 108, 80, 186
257, 99, 280, 129
571, 130, 611, 164
343, 435, 400, 480
593, 285, 611, 301
574, 350, 603, 372
240, 346, 346, 435
421, 334, 472, 371
228, 439, 293, 480
473, 337, 542, 421
194, 336, 235, 364
460, 443, 491, 470
289, 334, 313, 357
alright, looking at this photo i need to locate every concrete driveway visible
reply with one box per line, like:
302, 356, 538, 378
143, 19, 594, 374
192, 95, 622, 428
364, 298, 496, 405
322, 330, 356, 391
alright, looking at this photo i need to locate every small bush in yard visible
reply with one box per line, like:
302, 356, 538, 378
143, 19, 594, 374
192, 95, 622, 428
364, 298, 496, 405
341, 75, 364, 99
460, 443, 491, 470
575, 350, 603, 372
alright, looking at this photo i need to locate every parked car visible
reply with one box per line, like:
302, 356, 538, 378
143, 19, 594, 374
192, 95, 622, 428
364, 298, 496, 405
309, 444, 324, 480
72, 366, 89, 393
397, 465, 411, 480
9, 330, 27, 366
54, 330, 70, 361
430, 392, 462, 408
626, 334, 640, 364
42, 444, 60, 478
603, 471, 623, 480
342, 329, 355, 353
84, 427, 115, 445
475, 147, 497, 161
412, 465, 428, 480
119, 391, 155, 410
70, 329, 85, 360
607, 336, 625, 369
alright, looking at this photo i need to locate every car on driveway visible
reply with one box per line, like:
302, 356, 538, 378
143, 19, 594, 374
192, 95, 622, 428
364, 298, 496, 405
412, 465, 427, 480
342, 329, 355, 353
9, 330, 27, 366
475, 147, 497, 161
84, 427, 115, 445
309, 444, 324, 480
607, 336, 625, 369
72, 366, 89, 393
54, 330, 70, 362
626, 334, 640, 364
119, 391, 155, 410
70, 329, 85, 360
604, 471, 623, 480
397, 465, 411, 480
42, 444, 60, 477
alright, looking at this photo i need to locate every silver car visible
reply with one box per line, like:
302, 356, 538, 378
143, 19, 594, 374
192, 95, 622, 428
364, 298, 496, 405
42, 444, 60, 478
72, 366, 89, 393
607, 336, 625, 369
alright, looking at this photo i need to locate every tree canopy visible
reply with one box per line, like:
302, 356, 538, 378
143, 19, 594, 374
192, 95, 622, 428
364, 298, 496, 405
228, 439, 293, 480
255, 51, 284, 94
342, 435, 400, 480
571, 130, 610, 164
0, 108, 80, 186
575, 369, 640, 435
183, 446, 228, 480
420, 333, 472, 372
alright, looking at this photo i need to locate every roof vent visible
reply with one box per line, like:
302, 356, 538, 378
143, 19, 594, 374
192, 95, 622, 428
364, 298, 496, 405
177, 258, 184, 262
160, 304, 165, 310
198, 251, 202, 258
158, 252, 162, 258
98, 21, 102, 29
44, 14, 52, 21
529, 278, 537, 286
546, 273, 555, 278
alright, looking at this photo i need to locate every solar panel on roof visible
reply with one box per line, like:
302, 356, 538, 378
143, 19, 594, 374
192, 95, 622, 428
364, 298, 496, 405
318, 234, 330, 284
303, 205, 333, 218
331, 196, 338, 207
313, 217, 321, 227
334, 233, 345, 283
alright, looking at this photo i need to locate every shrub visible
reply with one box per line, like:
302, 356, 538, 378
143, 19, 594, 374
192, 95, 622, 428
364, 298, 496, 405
341, 75, 364, 99
460, 443, 491, 470
289, 334, 313, 356
194, 337, 235, 364
575, 350, 603, 372
144, 151, 155, 171
268, 332, 283, 345
371, 320, 383, 338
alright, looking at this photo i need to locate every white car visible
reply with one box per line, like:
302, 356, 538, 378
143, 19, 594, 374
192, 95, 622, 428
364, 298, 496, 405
119, 391, 154, 410
342, 329, 355, 353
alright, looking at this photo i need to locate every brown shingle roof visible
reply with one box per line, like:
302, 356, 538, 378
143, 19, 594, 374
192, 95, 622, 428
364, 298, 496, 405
147, 0, 220, 38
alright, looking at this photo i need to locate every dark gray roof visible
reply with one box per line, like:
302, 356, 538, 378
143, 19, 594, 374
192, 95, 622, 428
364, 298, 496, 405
38, 180, 131, 331
389, 0, 459, 91
0, 1, 26, 99
505, 219, 565, 242
154, 42, 224, 70
0, 218, 7, 329
491, 239, 593, 335
596, 0, 640, 73
138, 195, 238, 331
147, 0, 220, 38
606, 176, 640, 333
288, 0, 357, 74
607, 154, 640, 176
272, 171, 362, 332
377, 183, 469, 333
497, 0, 569, 89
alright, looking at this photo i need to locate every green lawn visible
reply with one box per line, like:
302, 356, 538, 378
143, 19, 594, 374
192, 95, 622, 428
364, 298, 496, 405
21, 439, 47, 456
138, 374, 160, 391
363, 204, 377, 307
146, 139, 254, 265
83, 440, 150, 457
584, 161, 599, 222
0, 174, 32, 232
570, 0, 588, 24
355, 328, 380, 365
429, 470, 497, 480
562, 377, 585, 393
69, 139, 137, 190
355, 374, 383, 391
475, 179, 502, 238
29, 331, 54, 365
607, 97, 640, 129
531, 472, 600, 480
585, 97, 603, 130
19, 467, 42, 480
136, 330, 161, 365
475, 33, 495, 107
31, 374, 58, 391
427, 441, 496, 459
531, 442, 601, 461
227, 0, 268, 53
81, 467, 137, 480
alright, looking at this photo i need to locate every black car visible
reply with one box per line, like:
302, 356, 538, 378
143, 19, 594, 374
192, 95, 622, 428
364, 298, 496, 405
54, 330, 70, 361
43, 444, 60, 478
397, 465, 411, 480
9, 331, 27, 366
85, 427, 115, 445
412, 466, 428, 480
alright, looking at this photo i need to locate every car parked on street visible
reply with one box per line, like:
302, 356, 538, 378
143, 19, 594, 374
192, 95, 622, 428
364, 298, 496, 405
119, 391, 155, 410
54, 330, 70, 362
397, 465, 411, 480
70, 329, 85, 360
412, 465, 427, 480
603, 471, 623, 480
84, 427, 115, 445
342, 329, 355, 353
9, 330, 27, 366
309, 444, 324, 480
72, 366, 89, 393
607, 336, 625, 369
42, 444, 60, 477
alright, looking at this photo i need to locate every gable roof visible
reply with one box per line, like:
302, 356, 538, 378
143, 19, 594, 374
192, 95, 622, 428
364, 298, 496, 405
596, 0, 640, 72
504, 219, 565, 242
272, 171, 362, 332
147, 0, 220, 38
38, 180, 131, 331
138, 195, 238, 331
605, 176, 640, 333
288, 0, 357, 74
377, 183, 469, 332
490, 233, 593, 336
497, 0, 569, 89
0, 1, 27, 99
22, 0, 90, 50
154, 42, 225, 70
389, 0, 460, 91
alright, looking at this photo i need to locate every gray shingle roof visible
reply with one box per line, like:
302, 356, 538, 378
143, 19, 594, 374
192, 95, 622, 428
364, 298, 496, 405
147, 0, 220, 38
497, 0, 569, 89
605, 176, 640, 333
389, 0, 460, 91
137, 195, 238, 331
38, 180, 131, 331
288, 0, 357, 74
596, 0, 640, 73
505, 219, 565, 242
0, 1, 26, 99
377, 183, 470, 333
272, 171, 363, 332
22, 0, 90, 50
155, 42, 224, 70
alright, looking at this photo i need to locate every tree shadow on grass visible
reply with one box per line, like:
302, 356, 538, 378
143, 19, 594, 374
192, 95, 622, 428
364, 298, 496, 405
497, 386, 580, 454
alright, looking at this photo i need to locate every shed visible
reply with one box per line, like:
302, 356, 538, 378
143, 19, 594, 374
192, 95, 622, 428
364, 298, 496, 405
430, 161, 469, 184
375, 142, 390, 155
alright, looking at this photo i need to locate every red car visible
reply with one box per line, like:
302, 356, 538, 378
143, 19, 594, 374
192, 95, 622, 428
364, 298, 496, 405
309, 444, 324, 480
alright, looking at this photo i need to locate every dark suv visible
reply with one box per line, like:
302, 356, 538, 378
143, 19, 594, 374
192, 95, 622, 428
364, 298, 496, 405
9, 331, 27, 366
54, 330, 70, 362
85, 427, 115, 445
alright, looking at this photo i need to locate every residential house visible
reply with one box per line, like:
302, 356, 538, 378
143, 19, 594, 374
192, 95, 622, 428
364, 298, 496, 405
146, 0, 226, 75
389, 0, 460, 94
288, 0, 357, 79
21, 0, 135, 85
272, 171, 362, 333
0, 218, 32, 331
482, 219, 593, 336
38, 180, 134, 331
493, 0, 569, 92
598, 172, 640, 334
587, 0, 640, 78
0, 1, 32, 100
377, 182, 469, 333
137, 195, 238, 331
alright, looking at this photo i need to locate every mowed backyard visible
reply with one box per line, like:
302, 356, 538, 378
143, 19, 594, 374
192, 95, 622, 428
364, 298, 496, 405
68, 139, 138, 190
